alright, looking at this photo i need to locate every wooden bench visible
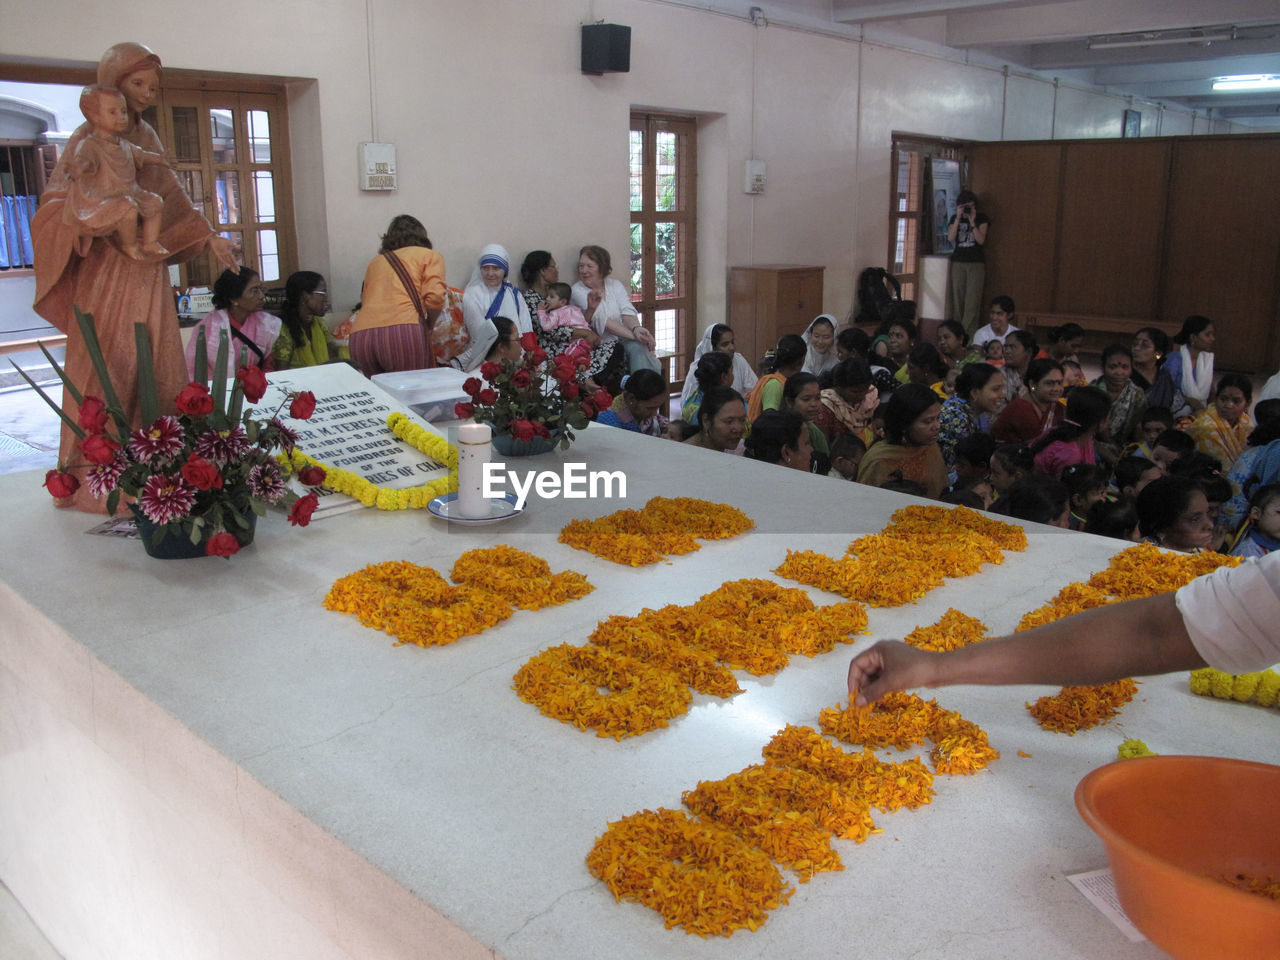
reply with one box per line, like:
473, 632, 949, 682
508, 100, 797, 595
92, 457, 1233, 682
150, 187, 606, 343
1019, 313, 1180, 352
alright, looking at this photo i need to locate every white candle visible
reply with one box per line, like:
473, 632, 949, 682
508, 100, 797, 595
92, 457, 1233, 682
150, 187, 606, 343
455, 422, 492, 519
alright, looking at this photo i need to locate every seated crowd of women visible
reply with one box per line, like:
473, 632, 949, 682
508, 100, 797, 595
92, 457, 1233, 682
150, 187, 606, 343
185, 223, 1276, 560
185, 214, 663, 392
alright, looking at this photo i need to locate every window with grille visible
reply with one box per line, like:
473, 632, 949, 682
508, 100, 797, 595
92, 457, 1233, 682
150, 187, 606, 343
629, 112, 697, 385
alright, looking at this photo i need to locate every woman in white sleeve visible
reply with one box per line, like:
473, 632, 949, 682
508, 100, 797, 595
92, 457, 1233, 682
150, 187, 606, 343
680, 322, 758, 407
454, 243, 532, 372
846, 552, 1280, 705
570, 244, 660, 376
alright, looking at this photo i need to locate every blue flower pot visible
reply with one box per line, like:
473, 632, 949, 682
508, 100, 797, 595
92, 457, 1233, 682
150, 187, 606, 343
488, 429, 561, 457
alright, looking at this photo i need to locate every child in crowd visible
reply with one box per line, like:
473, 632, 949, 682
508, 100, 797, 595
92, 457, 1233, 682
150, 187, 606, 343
484, 316, 523, 365
837, 327, 871, 363
1084, 497, 1140, 542
984, 340, 1005, 366
782, 372, 831, 474
1060, 360, 1087, 388
953, 433, 996, 487
1113, 456, 1162, 500
536, 282, 593, 364
1060, 463, 1108, 530
66, 85, 171, 260
1231, 484, 1280, 558
682, 351, 733, 426
1030, 387, 1110, 478
989, 443, 1033, 500
1125, 406, 1175, 460
1150, 427, 1196, 474
828, 433, 866, 480
941, 475, 995, 509
990, 476, 1070, 528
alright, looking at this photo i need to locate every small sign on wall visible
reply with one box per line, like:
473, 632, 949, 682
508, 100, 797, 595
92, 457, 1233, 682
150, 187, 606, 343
1123, 110, 1142, 138
359, 142, 397, 191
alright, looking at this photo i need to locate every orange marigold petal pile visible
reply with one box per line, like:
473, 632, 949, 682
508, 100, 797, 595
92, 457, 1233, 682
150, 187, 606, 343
586, 808, 792, 937
904, 608, 989, 652
775, 504, 1025, 607
821, 693, 1000, 775
449, 544, 594, 610
559, 497, 754, 565
1027, 679, 1139, 735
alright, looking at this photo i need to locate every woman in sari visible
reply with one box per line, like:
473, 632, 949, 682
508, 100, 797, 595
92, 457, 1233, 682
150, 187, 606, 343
1188, 374, 1253, 472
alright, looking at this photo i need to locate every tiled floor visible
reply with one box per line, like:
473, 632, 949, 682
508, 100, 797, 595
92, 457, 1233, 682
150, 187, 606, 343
0, 382, 61, 476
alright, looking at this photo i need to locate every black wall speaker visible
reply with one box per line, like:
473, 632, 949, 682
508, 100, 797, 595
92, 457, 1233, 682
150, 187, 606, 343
581, 23, 631, 75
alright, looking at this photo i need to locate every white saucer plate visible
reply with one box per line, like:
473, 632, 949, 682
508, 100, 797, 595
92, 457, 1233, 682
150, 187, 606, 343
427, 492, 523, 524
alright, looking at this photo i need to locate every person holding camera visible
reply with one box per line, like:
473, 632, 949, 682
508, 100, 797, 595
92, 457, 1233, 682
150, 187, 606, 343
947, 189, 990, 335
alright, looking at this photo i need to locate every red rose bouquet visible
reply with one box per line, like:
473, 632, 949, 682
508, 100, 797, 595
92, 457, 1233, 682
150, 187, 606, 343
21, 308, 324, 558
454, 332, 610, 450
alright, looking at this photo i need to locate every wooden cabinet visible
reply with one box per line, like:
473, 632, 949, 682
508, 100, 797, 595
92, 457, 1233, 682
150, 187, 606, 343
729, 265, 825, 371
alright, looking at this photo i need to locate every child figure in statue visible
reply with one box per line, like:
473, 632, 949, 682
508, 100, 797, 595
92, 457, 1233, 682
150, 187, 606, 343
64, 85, 170, 260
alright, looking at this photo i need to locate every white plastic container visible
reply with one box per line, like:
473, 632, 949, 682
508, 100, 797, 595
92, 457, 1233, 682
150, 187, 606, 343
371, 367, 472, 422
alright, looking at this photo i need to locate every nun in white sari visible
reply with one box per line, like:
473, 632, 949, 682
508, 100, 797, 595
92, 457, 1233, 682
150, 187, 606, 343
679, 322, 758, 406
454, 243, 533, 371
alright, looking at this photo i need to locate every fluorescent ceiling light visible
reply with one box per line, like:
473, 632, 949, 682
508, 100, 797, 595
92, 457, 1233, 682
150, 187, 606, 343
1213, 74, 1280, 90
1088, 32, 1233, 50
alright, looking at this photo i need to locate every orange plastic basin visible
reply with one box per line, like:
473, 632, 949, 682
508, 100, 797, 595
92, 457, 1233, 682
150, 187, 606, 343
1075, 755, 1280, 959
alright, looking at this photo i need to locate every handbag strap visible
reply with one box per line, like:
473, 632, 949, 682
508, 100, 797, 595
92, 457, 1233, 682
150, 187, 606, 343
382, 250, 435, 368
229, 325, 266, 366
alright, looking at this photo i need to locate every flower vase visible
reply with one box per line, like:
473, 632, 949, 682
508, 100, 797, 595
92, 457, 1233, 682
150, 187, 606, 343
130, 506, 257, 559
488, 429, 561, 458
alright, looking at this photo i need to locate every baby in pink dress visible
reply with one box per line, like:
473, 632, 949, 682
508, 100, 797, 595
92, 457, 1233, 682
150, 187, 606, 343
537, 282, 594, 363
64, 85, 170, 260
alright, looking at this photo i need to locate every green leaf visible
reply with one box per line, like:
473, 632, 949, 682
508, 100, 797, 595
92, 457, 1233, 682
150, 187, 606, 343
134, 323, 159, 426
36, 340, 83, 405
211, 331, 230, 418
193, 330, 208, 383
106, 488, 120, 516
75, 308, 130, 435
8, 361, 86, 440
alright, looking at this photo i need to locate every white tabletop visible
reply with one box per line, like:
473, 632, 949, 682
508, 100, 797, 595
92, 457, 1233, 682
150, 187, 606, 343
2, 422, 1276, 960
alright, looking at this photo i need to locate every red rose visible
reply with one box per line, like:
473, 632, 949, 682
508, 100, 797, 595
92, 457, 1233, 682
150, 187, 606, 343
551, 356, 577, 382
288, 491, 319, 527
480, 361, 501, 382
510, 419, 536, 442
510, 368, 532, 389
561, 382, 580, 400
43, 468, 80, 499
591, 388, 613, 410
454, 402, 475, 419
298, 465, 327, 486
175, 382, 214, 416
181, 454, 223, 491
462, 377, 482, 398
289, 391, 317, 419
532, 421, 551, 439
81, 433, 120, 466
77, 396, 109, 433
236, 365, 268, 403
205, 531, 240, 558
580, 401, 596, 418
519, 331, 539, 351
526, 347, 547, 366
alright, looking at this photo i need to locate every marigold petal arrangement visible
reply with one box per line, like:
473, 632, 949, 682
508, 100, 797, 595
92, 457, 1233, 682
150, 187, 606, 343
775, 504, 1025, 606
513, 579, 869, 738
904, 608, 989, 652
324, 546, 590, 648
559, 497, 754, 565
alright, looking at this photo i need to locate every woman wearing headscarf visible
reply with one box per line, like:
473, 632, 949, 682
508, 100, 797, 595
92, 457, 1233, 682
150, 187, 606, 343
1161, 316, 1216, 419
31, 41, 238, 512
455, 243, 533, 372
801, 314, 839, 377
679, 322, 757, 407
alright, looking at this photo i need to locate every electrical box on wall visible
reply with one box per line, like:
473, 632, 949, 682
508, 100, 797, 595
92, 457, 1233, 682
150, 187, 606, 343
359, 142, 397, 191
744, 159, 766, 195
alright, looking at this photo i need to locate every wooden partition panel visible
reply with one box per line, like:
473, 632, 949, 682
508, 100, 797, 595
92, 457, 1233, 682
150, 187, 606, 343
969, 143, 1061, 316
1162, 137, 1280, 372
969, 133, 1280, 373
1056, 141, 1169, 319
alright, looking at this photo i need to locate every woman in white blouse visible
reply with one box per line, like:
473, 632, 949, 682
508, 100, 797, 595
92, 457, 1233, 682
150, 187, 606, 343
570, 245, 660, 375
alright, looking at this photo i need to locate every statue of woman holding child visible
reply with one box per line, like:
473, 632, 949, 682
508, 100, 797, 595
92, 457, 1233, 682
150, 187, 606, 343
32, 41, 238, 511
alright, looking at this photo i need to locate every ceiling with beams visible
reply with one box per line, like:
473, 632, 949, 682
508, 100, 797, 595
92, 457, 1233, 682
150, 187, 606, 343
681, 0, 1280, 128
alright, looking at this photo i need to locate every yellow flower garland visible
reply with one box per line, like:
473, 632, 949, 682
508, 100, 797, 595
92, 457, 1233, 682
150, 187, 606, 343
283, 412, 458, 510
1189, 667, 1280, 708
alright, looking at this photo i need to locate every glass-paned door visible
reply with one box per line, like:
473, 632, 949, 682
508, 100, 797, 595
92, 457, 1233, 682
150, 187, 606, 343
630, 113, 697, 386
152, 89, 295, 289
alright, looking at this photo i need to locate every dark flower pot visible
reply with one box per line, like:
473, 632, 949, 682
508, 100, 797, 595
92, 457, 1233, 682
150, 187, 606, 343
488, 428, 561, 457
130, 505, 256, 559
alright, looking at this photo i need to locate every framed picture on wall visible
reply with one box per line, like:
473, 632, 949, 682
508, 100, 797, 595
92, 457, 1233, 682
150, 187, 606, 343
1123, 109, 1142, 138
930, 157, 961, 254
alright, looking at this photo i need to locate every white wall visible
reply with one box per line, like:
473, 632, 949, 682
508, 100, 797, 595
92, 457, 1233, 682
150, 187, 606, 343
0, 0, 1246, 333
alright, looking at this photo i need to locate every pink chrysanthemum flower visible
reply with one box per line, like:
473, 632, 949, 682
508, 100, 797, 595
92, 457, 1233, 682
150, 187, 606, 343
137, 473, 197, 524
127, 415, 186, 463
85, 452, 128, 499
269, 417, 300, 453
247, 461, 287, 502
193, 426, 252, 466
